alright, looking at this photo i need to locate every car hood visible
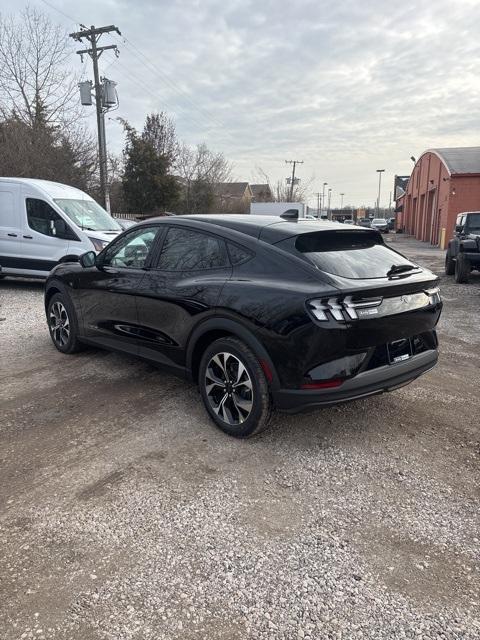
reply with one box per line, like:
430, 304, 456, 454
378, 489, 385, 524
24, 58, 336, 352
88, 230, 120, 241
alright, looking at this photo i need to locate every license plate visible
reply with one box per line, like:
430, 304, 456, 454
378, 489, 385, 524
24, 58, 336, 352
388, 338, 413, 364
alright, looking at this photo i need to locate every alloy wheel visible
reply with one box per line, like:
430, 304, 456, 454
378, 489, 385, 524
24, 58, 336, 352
204, 352, 254, 425
49, 301, 70, 347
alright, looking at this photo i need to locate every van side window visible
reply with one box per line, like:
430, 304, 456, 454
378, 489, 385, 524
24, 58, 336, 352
26, 198, 76, 240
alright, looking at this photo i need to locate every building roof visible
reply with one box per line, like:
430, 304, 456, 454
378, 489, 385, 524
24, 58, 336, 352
430, 147, 480, 175
215, 182, 251, 198
250, 183, 272, 198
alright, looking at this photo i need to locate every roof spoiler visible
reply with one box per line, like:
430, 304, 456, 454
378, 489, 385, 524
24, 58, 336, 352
280, 209, 299, 221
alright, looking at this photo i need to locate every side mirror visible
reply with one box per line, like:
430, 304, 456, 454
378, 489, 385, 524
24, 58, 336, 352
455, 224, 464, 233
52, 218, 67, 236
79, 251, 97, 268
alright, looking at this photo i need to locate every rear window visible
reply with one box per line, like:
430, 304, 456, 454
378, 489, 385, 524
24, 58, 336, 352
281, 230, 416, 279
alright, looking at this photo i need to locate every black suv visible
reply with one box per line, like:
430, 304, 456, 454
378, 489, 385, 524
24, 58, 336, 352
445, 211, 480, 283
45, 215, 442, 437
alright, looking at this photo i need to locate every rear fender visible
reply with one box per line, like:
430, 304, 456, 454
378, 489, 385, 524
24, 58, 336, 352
186, 317, 280, 390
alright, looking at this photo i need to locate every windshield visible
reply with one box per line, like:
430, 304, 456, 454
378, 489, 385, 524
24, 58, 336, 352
54, 198, 121, 232
283, 230, 417, 279
466, 213, 480, 232
372, 219, 385, 224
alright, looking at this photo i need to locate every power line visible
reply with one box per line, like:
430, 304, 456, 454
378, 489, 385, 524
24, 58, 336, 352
38, 0, 79, 24
116, 34, 235, 139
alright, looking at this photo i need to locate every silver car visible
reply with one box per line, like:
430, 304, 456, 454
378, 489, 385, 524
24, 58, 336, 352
371, 218, 389, 233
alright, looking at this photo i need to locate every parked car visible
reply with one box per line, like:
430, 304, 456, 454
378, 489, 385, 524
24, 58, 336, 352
371, 218, 389, 233
358, 217, 371, 228
445, 211, 480, 282
387, 217, 396, 231
45, 215, 442, 438
0, 178, 121, 279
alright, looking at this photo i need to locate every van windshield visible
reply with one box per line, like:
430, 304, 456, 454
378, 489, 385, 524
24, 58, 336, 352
54, 198, 121, 232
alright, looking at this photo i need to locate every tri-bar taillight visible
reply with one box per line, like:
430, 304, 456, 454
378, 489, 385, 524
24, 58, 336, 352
307, 287, 441, 323
308, 295, 383, 321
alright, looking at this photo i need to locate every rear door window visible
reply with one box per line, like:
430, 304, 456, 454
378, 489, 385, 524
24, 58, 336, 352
155, 227, 228, 271
278, 230, 417, 279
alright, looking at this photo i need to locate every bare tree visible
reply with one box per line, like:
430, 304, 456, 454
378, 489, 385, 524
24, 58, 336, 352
175, 143, 232, 214
0, 6, 79, 129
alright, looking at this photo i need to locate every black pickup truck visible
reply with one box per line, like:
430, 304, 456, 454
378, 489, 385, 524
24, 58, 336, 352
445, 212, 480, 283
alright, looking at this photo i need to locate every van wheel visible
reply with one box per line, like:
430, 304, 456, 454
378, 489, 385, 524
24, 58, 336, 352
199, 337, 272, 438
445, 251, 455, 275
47, 293, 84, 354
454, 254, 470, 283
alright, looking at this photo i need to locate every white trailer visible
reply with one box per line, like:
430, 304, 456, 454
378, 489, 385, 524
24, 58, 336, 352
250, 202, 315, 219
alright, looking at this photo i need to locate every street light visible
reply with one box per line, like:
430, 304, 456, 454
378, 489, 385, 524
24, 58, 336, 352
340, 192, 345, 209
322, 182, 327, 216
376, 169, 385, 217
327, 188, 332, 220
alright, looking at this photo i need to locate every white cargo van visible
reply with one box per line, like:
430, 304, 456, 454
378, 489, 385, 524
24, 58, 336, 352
0, 178, 121, 279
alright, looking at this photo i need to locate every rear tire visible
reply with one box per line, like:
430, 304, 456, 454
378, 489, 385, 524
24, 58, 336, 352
454, 253, 470, 283
445, 251, 455, 275
199, 337, 272, 438
47, 292, 85, 354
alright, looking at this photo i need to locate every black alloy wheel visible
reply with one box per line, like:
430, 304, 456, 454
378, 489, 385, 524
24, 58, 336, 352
199, 337, 272, 438
47, 293, 84, 354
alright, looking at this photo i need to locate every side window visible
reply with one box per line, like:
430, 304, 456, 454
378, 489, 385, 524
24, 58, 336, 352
227, 243, 254, 265
156, 227, 227, 271
102, 226, 158, 269
26, 198, 75, 240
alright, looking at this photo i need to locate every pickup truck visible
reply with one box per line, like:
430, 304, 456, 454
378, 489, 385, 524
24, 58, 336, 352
445, 211, 480, 283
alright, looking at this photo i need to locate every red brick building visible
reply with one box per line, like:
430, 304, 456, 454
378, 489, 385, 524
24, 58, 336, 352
397, 147, 480, 248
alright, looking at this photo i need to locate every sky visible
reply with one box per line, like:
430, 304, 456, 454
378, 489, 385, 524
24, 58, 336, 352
3, 0, 480, 208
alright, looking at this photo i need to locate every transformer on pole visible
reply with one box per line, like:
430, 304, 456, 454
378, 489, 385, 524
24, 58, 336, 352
70, 25, 121, 212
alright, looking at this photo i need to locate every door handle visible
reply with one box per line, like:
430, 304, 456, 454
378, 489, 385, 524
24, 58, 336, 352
7, 233, 17, 237
23, 235, 33, 239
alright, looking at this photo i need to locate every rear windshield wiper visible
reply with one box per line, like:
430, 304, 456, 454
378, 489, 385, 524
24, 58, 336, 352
387, 264, 417, 277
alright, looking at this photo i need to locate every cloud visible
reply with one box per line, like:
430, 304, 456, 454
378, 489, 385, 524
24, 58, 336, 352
6, 0, 480, 206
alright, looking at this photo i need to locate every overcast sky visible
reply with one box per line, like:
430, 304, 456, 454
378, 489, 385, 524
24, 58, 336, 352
4, 0, 480, 207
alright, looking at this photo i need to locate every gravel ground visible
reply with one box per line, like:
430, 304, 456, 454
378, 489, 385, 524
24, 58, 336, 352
0, 235, 478, 640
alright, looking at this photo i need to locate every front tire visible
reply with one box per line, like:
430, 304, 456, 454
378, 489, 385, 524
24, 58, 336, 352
454, 253, 470, 283
445, 251, 455, 275
199, 337, 272, 438
47, 292, 84, 354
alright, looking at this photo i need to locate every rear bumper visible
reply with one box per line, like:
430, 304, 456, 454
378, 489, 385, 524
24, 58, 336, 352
272, 348, 438, 413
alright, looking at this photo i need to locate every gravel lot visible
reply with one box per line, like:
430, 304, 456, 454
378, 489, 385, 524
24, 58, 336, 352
0, 235, 478, 640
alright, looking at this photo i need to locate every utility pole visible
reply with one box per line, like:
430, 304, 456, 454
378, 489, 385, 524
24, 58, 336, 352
376, 169, 385, 217
285, 160, 304, 201
327, 188, 332, 220
340, 193, 345, 209
70, 25, 121, 211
